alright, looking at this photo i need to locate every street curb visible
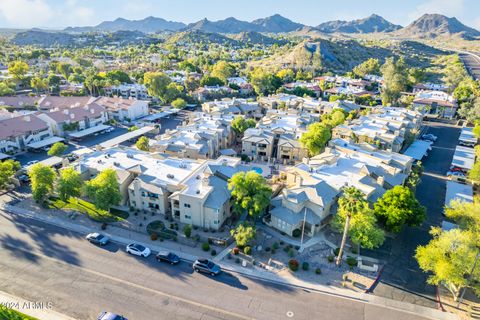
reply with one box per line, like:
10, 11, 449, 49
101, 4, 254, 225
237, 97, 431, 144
2, 206, 457, 320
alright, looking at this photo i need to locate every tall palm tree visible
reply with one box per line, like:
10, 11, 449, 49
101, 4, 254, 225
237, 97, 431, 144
335, 186, 367, 266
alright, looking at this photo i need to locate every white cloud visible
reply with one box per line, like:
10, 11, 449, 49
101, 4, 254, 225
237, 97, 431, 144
408, 0, 466, 22
0, 0, 53, 28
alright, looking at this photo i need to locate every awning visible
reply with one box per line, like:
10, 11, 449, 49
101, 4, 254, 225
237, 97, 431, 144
403, 140, 432, 160
69, 124, 112, 138
445, 181, 473, 208
27, 136, 64, 149
100, 126, 155, 149
459, 127, 477, 144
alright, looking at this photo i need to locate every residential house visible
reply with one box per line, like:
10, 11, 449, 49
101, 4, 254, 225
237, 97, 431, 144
413, 90, 458, 119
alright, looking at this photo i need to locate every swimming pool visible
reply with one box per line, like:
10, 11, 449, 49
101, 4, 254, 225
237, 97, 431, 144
252, 166, 263, 174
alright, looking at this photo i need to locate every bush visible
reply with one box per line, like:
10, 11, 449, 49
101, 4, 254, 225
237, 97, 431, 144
346, 257, 357, 268
292, 229, 301, 238
315, 267, 321, 275
327, 255, 334, 263
351, 246, 358, 254
272, 242, 279, 250
288, 259, 299, 272
333, 247, 340, 256
183, 224, 192, 238
288, 248, 295, 257
302, 262, 309, 271
150, 233, 158, 241
202, 243, 210, 251
244, 246, 252, 255
211, 249, 217, 256
232, 247, 240, 255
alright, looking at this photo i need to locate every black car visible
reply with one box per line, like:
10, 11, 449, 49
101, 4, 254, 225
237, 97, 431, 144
192, 259, 221, 276
156, 251, 180, 265
97, 312, 127, 320
86, 233, 110, 246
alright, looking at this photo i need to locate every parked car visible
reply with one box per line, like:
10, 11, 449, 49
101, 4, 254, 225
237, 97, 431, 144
125, 243, 151, 257
86, 233, 110, 246
106, 127, 114, 133
422, 134, 437, 142
459, 140, 476, 148
449, 166, 466, 173
447, 171, 467, 181
192, 259, 221, 276
156, 251, 180, 265
26, 160, 38, 166
97, 312, 127, 320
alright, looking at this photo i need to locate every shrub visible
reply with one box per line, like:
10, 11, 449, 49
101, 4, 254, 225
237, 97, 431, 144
288, 248, 295, 257
288, 259, 299, 272
327, 255, 334, 263
302, 262, 309, 271
315, 267, 321, 275
346, 257, 357, 268
150, 233, 158, 241
183, 224, 192, 238
333, 247, 340, 256
202, 243, 210, 251
351, 246, 358, 254
208, 238, 213, 245
244, 246, 252, 255
272, 242, 279, 250
292, 229, 301, 238
211, 249, 217, 256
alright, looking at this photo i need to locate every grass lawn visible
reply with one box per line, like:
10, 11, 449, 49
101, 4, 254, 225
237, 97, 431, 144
0, 307, 38, 320
48, 197, 129, 223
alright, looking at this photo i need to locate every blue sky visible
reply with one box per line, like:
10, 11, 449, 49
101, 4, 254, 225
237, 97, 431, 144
0, 0, 479, 30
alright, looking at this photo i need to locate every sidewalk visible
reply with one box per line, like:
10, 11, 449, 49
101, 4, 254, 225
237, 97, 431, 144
2, 204, 457, 320
0, 290, 75, 320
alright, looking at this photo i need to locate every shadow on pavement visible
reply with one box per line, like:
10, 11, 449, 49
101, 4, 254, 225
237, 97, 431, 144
0, 234, 39, 263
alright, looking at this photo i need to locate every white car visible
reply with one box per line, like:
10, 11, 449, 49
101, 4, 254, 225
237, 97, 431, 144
125, 243, 151, 257
447, 171, 467, 179
26, 160, 38, 166
422, 134, 437, 142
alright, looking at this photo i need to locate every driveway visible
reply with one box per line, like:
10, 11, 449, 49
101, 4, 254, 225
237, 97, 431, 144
364, 121, 461, 307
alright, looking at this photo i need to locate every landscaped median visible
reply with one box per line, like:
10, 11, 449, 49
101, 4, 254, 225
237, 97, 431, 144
47, 197, 129, 223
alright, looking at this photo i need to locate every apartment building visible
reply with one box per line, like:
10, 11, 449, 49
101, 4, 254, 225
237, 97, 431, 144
202, 98, 261, 119
95, 97, 149, 121
76, 147, 243, 230
104, 83, 149, 100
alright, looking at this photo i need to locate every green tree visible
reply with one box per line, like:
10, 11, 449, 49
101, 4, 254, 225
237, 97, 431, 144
249, 67, 281, 96
0, 82, 15, 96
8, 61, 29, 81
230, 222, 256, 247
56, 167, 83, 202
143, 72, 171, 102
128, 125, 139, 132
299, 122, 332, 156
352, 58, 380, 78
408, 67, 426, 85
163, 83, 184, 103
135, 136, 150, 151
28, 164, 56, 203
211, 61, 235, 83
56, 63, 72, 79
184, 76, 200, 92
0, 159, 20, 189
183, 224, 192, 238
85, 169, 122, 210
380, 57, 408, 106
30, 77, 47, 94
469, 161, 480, 183
228, 171, 272, 218
415, 228, 478, 301
334, 187, 385, 266
276, 69, 295, 83
105, 70, 131, 84
231, 116, 256, 135
171, 98, 187, 109
406, 161, 423, 190
200, 75, 224, 87
374, 186, 426, 233
47, 142, 68, 157
443, 55, 469, 90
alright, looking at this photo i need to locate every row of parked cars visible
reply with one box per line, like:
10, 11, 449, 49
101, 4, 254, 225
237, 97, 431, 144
87, 232, 222, 320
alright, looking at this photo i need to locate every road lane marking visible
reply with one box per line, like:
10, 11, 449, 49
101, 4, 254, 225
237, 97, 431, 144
0, 242, 253, 320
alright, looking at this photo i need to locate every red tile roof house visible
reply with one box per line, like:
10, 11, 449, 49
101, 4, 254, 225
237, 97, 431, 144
37, 103, 108, 137
412, 90, 458, 119
0, 114, 55, 154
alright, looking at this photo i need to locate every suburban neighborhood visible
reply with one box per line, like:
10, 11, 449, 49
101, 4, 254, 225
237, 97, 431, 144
2, 1, 480, 320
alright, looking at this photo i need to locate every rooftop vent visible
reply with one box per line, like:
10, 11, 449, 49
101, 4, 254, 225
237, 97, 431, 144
167, 173, 175, 179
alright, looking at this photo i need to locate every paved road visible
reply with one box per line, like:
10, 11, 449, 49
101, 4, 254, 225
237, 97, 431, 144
363, 122, 460, 308
459, 52, 480, 80
0, 211, 436, 320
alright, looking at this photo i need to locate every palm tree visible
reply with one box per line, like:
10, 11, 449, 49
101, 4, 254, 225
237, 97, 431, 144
335, 186, 367, 266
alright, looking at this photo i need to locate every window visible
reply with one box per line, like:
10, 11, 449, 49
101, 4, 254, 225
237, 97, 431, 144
141, 191, 146, 197
184, 203, 191, 208
184, 215, 191, 219
130, 190, 135, 196
213, 220, 219, 224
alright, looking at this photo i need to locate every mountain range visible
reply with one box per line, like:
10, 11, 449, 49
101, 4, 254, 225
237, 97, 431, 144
316, 14, 402, 33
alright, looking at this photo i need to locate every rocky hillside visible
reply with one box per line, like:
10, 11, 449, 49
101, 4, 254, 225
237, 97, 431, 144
394, 14, 480, 39
230, 31, 287, 45
251, 14, 304, 33
316, 14, 402, 33
65, 16, 186, 33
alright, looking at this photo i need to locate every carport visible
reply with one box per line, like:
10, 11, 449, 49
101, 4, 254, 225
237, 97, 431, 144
403, 140, 432, 160
451, 145, 475, 171
27, 136, 65, 150
68, 124, 112, 139
99, 126, 156, 149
